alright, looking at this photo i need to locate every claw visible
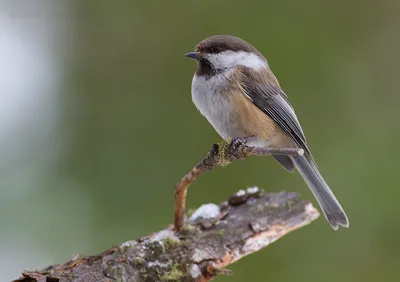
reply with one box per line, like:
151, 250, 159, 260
229, 136, 257, 156
230, 137, 245, 152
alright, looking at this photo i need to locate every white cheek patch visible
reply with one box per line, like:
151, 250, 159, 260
205, 51, 268, 70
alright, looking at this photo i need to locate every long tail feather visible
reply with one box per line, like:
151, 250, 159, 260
290, 155, 349, 230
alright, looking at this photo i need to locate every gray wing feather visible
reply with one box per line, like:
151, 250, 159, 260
241, 82, 312, 157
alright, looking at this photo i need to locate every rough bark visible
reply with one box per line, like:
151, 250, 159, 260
14, 189, 319, 282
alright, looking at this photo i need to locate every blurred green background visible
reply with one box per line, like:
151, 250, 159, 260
1, 0, 399, 281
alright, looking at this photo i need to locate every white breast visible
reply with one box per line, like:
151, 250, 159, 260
191, 71, 242, 139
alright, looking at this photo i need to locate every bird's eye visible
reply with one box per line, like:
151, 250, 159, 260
212, 46, 222, 53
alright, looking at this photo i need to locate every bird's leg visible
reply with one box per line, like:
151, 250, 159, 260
230, 136, 257, 150
229, 136, 257, 157
216, 136, 257, 165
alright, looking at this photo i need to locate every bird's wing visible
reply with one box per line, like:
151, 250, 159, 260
239, 68, 312, 157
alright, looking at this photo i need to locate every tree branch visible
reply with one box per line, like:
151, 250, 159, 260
14, 190, 319, 282
14, 139, 318, 282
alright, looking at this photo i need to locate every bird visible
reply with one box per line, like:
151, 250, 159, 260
185, 35, 349, 230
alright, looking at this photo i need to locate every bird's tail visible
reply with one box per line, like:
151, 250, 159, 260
290, 155, 349, 230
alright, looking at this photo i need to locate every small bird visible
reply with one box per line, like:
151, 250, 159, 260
185, 35, 349, 230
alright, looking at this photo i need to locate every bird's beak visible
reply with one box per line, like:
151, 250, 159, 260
185, 51, 201, 60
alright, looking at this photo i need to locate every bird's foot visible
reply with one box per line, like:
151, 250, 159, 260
212, 136, 257, 166
229, 136, 256, 150
229, 136, 257, 156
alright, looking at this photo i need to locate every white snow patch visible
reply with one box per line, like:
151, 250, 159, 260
247, 186, 259, 194
150, 229, 180, 243
120, 240, 137, 248
235, 189, 246, 197
190, 264, 201, 278
189, 203, 220, 221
